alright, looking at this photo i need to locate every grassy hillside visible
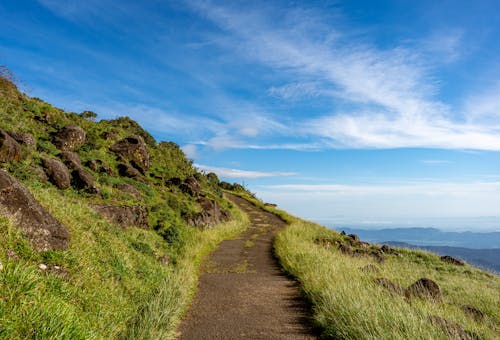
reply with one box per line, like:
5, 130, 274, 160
0, 70, 249, 338
234, 192, 500, 339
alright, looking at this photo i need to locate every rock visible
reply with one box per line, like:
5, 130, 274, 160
406, 278, 442, 301
38, 263, 48, 271
6, 131, 35, 149
118, 163, 142, 179
86, 159, 113, 175
380, 244, 398, 255
186, 197, 230, 228
71, 167, 98, 193
109, 135, 149, 172
41, 158, 71, 189
59, 151, 81, 169
48, 265, 69, 279
340, 230, 346, 236
33, 166, 49, 182
428, 316, 471, 340
52, 125, 86, 151
92, 205, 149, 229
461, 305, 484, 322
116, 183, 142, 200
165, 177, 182, 186
0, 130, 21, 162
373, 277, 405, 296
440, 255, 465, 266
180, 176, 201, 196
0, 170, 70, 251
348, 233, 360, 242
264, 202, 277, 207
360, 264, 379, 274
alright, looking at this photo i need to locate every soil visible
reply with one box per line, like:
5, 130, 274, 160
178, 193, 318, 339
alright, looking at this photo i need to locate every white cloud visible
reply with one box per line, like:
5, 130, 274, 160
187, 1, 500, 151
181, 144, 198, 159
195, 164, 297, 179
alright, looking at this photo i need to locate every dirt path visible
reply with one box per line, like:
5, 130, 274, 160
178, 194, 317, 339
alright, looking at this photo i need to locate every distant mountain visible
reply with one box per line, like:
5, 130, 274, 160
337, 227, 500, 249
385, 242, 500, 274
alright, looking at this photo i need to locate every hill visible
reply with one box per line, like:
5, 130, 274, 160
0, 69, 249, 338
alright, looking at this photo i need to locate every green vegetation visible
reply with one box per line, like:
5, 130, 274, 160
0, 72, 248, 338
273, 215, 500, 339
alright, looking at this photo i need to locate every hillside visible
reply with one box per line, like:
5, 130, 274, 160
1, 69, 499, 339
0, 70, 249, 338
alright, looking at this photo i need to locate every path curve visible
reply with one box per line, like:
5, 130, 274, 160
178, 193, 317, 339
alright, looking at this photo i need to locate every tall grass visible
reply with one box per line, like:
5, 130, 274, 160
0, 186, 249, 339
273, 217, 500, 339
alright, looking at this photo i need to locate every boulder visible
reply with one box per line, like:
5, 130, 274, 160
165, 177, 182, 186
406, 278, 442, 301
461, 305, 484, 322
118, 163, 142, 179
348, 233, 360, 242
109, 135, 149, 172
373, 277, 405, 296
380, 244, 398, 255
186, 197, 230, 228
86, 159, 112, 174
428, 316, 471, 340
6, 131, 35, 149
52, 125, 86, 151
0, 170, 69, 251
71, 167, 97, 193
179, 176, 201, 196
41, 158, 71, 189
116, 183, 142, 200
92, 205, 148, 229
440, 255, 465, 266
59, 151, 81, 169
0, 130, 21, 162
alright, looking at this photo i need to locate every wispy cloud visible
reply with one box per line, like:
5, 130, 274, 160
195, 164, 297, 179
187, 1, 500, 151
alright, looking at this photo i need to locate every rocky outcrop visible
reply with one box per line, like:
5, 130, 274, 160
440, 255, 465, 266
86, 159, 112, 175
0, 130, 21, 162
6, 131, 35, 149
109, 135, 149, 172
41, 158, 71, 189
118, 163, 142, 179
71, 167, 97, 193
461, 305, 484, 322
180, 176, 201, 196
116, 183, 142, 200
186, 197, 230, 228
59, 151, 81, 169
406, 278, 442, 301
52, 125, 86, 151
0, 170, 69, 251
428, 316, 471, 340
92, 205, 148, 229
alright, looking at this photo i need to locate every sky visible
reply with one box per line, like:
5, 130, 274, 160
1, 0, 500, 231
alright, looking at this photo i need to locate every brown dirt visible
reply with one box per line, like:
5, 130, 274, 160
178, 194, 318, 339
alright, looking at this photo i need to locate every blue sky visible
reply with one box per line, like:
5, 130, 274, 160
1, 0, 500, 230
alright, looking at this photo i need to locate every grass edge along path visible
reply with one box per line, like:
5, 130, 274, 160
120, 205, 249, 339
232, 192, 500, 339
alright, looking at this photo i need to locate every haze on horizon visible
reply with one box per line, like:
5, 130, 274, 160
1, 0, 500, 231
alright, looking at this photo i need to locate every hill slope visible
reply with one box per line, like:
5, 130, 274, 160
0, 70, 249, 338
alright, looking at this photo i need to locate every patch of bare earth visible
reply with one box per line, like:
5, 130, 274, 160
178, 194, 317, 339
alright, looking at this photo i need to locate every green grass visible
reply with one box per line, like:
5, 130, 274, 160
273, 216, 500, 339
0, 188, 248, 339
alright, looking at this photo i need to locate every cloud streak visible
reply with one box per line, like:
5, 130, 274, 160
187, 1, 500, 151
195, 164, 297, 179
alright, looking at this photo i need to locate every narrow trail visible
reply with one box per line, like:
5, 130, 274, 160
178, 193, 317, 339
